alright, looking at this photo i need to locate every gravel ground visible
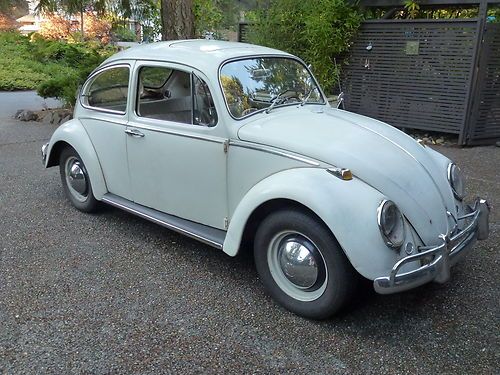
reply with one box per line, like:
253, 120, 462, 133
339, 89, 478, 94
0, 117, 498, 374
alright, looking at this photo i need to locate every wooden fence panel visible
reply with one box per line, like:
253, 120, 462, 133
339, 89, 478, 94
343, 20, 478, 136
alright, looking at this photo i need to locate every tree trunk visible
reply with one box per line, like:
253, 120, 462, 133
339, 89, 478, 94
161, 0, 194, 41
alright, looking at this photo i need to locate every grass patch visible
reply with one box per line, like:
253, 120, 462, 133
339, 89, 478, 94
0, 32, 117, 105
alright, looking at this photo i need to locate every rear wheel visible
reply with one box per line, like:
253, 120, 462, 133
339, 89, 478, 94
59, 147, 99, 212
254, 209, 358, 319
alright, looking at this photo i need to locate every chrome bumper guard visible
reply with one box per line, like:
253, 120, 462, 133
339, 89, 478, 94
41, 143, 49, 165
374, 198, 490, 294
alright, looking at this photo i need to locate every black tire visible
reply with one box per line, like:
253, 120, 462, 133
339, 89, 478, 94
59, 146, 99, 213
254, 209, 358, 320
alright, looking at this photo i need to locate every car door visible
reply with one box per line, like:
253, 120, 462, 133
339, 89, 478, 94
125, 62, 228, 230
78, 63, 134, 200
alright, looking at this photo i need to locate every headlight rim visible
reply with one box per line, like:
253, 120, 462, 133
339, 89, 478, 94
447, 163, 465, 201
377, 199, 405, 249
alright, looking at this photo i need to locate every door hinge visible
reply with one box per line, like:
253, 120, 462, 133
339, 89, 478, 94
224, 217, 229, 229
223, 139, 229, 153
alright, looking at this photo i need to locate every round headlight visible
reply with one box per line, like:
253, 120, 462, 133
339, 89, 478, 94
377, 200, 405, 249
447, 163, 465, 200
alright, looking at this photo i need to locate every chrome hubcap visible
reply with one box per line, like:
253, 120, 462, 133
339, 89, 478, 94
268, 232, 328, 302
65, 156, 88, 202
278, 237, 319, 289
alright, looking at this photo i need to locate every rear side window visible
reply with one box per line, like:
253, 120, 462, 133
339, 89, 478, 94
85, 66, 130, 113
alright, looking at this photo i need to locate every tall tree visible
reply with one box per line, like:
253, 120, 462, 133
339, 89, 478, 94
37, 0, 106, 37
160, 0, 194, 40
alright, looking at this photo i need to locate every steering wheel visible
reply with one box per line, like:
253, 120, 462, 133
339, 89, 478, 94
242, 107, 258, 116
270, 89, 301, 104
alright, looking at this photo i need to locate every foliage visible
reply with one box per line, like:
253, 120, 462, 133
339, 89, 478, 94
0, 31, 116, 106
37, 74, 79, 105
0, 12, 17, 30
404, 1, 420, 19
248, 0, 362, 94
395, 3, 500, 21
106, 0, 161, 41
194, 0, 222, 36
135, 0, 162, 41
82, 12, 111, 43
38, 12, 111, 43
36, 0, 107, 36
193, 0, 242, 36
112, 24, 137, 41
39, 13, 75, 39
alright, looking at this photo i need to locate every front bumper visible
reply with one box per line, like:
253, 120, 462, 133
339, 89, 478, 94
374, 198, 490, 294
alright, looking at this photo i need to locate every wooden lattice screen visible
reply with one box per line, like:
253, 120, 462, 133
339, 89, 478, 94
343, 19, 479, 139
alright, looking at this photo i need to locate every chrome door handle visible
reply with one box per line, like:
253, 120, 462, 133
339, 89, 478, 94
125, 128, 145, 137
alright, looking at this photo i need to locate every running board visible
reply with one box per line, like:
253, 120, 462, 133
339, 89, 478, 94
101, 193, 226, 249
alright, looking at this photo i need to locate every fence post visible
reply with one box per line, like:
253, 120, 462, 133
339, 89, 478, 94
461, 0, 489, 145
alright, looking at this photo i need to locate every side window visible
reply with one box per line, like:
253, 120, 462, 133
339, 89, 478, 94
193, 75, 218, 127
85, 66, 129, 113
137, 66, 192, 124
136, 66, 218, 127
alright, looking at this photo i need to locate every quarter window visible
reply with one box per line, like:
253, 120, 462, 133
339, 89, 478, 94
193, 74, 218, 127
85, 66, 130, 113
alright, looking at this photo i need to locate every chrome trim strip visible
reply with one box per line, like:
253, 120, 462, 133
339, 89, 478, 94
101, 196, 224, 249
376, 199, 405, 249
341, 116, 452, 217
78, 116, 127, 127
447, 162, 464, 201
126, 122, 225, 144
230, 140, 320, 166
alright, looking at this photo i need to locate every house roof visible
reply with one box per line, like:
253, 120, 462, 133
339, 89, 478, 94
16, 14, 37, 23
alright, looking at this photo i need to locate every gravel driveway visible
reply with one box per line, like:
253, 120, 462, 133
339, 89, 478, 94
0, 116, 498, 374
0, 91, 61, 117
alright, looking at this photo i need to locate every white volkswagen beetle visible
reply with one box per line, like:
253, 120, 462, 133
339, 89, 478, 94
41, 40, 490, 319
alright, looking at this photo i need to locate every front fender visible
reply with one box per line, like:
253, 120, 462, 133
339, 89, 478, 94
45, 119, 107, 200
224, 168, 404, 280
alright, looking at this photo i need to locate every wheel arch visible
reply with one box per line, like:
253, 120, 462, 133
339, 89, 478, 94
45, 119, 107, 200
223, 167, 400, 280
237, 198, 331, 257
46, 140, 70, 167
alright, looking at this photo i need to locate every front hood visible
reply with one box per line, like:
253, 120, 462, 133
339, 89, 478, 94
237, 106, 456, 244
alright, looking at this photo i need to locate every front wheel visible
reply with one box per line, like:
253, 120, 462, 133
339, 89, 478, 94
254, 209, 358, 319
59, 147, 99, 212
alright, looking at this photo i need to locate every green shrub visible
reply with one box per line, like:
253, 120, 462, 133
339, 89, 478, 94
248, 0, 362, 94
113, 25, 137, 42
0, 31, 117, 105
37, 74, 79, 106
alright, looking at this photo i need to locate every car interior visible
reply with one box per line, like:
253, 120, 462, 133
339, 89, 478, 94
137, 66, 217, 126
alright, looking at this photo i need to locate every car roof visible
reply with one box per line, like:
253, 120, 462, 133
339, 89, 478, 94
101, 40, 292, 72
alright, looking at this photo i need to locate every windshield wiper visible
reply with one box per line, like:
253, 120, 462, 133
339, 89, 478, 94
301, 87, 318, 106
265, 93, 284, 114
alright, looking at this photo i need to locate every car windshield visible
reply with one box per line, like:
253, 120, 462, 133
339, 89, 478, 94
220, 57, 325, 119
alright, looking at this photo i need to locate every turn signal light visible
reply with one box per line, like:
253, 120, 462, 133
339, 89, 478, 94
327, 168, 353, 181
